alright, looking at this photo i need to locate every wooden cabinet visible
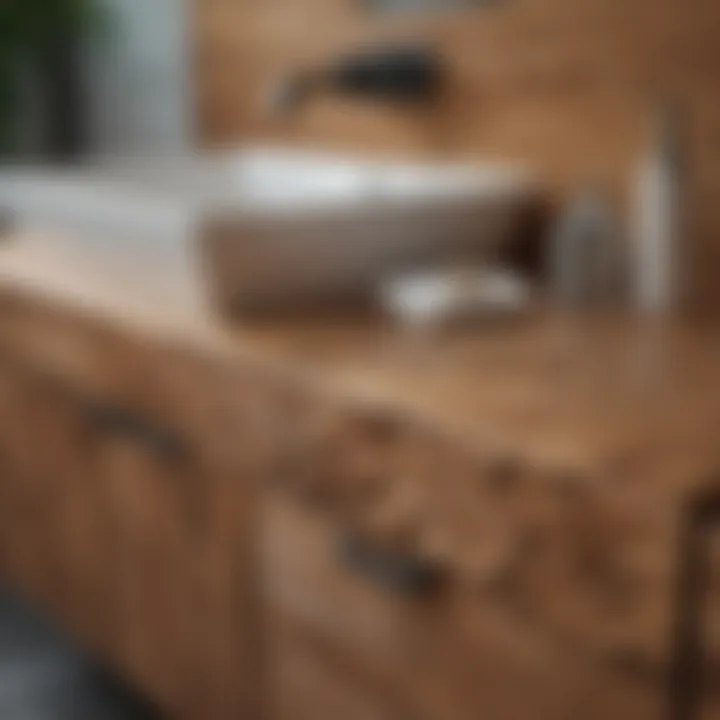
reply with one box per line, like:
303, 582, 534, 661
259, 414, 716, 720
0, 294, 265, 720
94, 414, 198, 713
260, 492, 670, 720
0, 289, 718, 720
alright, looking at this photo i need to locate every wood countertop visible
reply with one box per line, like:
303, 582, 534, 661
1, 232, 719, 493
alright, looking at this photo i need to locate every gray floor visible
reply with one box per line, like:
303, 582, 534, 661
0, 589, 159, 720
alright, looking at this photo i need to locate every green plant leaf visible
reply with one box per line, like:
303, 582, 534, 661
0, 0, 100, 153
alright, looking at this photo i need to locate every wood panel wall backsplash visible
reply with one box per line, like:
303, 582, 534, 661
195, 0, 720, 300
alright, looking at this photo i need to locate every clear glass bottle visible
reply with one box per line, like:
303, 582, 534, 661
634, 102, 685, 315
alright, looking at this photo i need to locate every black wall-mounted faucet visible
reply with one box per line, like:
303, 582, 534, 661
268, 44, 444, 115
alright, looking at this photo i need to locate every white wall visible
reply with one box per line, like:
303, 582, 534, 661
86, 0, 194, 156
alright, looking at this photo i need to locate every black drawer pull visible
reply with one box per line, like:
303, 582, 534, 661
667, 489, 720, 720
337, 530, 444, 598
83, 401, 190, 462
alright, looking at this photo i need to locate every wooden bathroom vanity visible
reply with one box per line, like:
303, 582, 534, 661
0, 236, 717, 720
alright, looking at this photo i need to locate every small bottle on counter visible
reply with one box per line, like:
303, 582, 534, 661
546, 187, 625, 311
633, 101, 686, 315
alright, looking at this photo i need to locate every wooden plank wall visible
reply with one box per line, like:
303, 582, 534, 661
194, 0, 720, 303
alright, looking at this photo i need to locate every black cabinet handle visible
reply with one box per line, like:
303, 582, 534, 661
0, 355, 192, 464
667, 489, 720, 720
82, 400, 190, 463
337, 529, 444, 598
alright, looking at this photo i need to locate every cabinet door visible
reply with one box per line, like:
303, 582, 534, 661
94, 404, 201, 716
0, 365, 86, 612
0, 358, 30, 582
123, 341, 269, 720
0, 361, 46, 590
32, 383, 114, 649
0, 356, 123, 657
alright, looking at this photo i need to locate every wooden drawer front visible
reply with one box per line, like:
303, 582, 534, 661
262, 494, 405, 676
271, 394, 691, 685
400, 593, 662, 720
262, 499, 662, 720
265, 409, 681, 720
386, 429, 668, 720
269, 616, 399, 720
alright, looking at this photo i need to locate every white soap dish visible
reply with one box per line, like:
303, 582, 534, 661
379, 266, 530, 327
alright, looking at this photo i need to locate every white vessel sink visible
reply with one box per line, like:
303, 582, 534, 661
0, 148, 536, 316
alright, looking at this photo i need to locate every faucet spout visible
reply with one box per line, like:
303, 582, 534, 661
266, 44, 443, 117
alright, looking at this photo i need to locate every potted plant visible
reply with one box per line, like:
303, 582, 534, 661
0, 0, 99, 159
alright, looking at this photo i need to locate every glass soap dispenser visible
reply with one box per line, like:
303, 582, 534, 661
633, 101, 686, 315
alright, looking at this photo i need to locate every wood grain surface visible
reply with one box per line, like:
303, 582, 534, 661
0, 242, 719, 717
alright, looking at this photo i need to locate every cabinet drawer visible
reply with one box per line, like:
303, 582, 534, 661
388, 429, 666, 720
262, 493, 405, 675
264, 412, 683, 720
269, 615, 401, 720
263, 499, 662, 720
401, 592, 662, 720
